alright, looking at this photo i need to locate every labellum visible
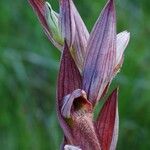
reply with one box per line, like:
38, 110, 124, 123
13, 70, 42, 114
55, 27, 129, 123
28, 0, 130, 149
64, 145, 82, 150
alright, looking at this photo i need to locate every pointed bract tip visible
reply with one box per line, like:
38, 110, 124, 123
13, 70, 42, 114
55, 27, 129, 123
112, 87, 119, 96
123, 30, 130, 34
118, 30, 130, 41
125, 31, 130, 43
109, 0, 115, 3
28, 0, 44, 9
108, 0, 115, 7
115, 30, 130, 70
59, 0, 76, 47
44, 1, 52, 10
105, 0, 115, 14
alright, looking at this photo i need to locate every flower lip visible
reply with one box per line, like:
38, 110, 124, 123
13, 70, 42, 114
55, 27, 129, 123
61, 89, 92, 119
64, 145, 82, 150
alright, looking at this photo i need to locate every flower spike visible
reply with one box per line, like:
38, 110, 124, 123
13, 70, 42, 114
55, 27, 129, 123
28, 0, 130, 149
82, 0, 116, 105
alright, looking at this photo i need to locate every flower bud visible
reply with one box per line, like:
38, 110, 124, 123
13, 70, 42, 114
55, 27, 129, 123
44, 2, 64, 45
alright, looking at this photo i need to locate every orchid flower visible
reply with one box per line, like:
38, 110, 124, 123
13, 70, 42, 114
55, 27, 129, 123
28, 0, 130, 149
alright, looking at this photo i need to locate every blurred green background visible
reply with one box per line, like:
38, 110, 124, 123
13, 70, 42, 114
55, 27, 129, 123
0, 0, 150, 149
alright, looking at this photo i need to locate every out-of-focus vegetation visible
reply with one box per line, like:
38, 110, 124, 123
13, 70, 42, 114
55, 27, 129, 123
0, 0, 150, 149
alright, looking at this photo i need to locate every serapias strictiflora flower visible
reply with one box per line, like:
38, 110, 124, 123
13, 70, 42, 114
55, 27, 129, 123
58, 39, 119, 150
28, 0, 130, 72
28, 0, 130, 149
57, 0, 119, 149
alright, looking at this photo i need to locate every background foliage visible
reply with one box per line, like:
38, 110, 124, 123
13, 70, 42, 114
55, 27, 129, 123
0, 0, 150, 149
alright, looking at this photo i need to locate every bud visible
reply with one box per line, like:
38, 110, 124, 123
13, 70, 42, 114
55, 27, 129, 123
44, 2, 64, 45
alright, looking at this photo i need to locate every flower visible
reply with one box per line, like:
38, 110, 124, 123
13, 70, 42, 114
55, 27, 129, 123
57, 41, 118, 150
28, 0, 130, 149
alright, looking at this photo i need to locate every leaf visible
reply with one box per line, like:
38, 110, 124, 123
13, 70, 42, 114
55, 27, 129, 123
82, 0, 116, 105
59, 0, 76, 47
96, 88, 118, 150
57, 41, 82, 143
28, 0, 62, 49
